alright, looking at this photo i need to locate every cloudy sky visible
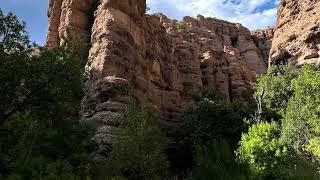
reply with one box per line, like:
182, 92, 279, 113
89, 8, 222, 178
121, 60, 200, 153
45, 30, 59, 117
1, 0, 279, 45
147, 0, 279, 29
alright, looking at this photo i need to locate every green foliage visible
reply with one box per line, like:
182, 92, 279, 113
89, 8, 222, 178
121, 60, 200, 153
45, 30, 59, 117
181, 89, 254, 148
180, 89, 254, 178
254, 64, 320, 160
281, 65, 320, 157
254, 65, 298, 115
236, 121, 320, 180
176, 23, 183, 30
243, 64, 320, 179
236, 121, 289, 179
0, 9, 93, 179
0, 11, 84, 127
110, 99, 169, 180
190, 140, 252, 180
0, 9, 30, 51
0, 117, 93, 179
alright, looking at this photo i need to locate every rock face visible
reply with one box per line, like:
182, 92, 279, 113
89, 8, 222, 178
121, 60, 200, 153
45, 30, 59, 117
47, 0, 98, 47
46, 0, 269, 161
270, 0, 320, 65
251, 28, 274, 66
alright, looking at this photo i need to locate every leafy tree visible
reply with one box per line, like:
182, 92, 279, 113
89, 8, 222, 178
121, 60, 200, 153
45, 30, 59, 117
249, 64, 320, 178
254, 65, 298, 115
0, 10, 30, 52
236, 121, 289, 179
110, 99, 169, 180
281, 65, 320, 158
236, 121, 320, 180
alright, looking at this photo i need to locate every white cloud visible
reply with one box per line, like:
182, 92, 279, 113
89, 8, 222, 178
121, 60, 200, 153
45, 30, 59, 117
147, 0, 278, 30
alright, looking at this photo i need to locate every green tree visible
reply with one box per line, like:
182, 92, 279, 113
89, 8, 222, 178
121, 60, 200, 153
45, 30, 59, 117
254, 65, 298, 115
281, 65, 320, 158
0, 10, 30, 52
250, 64, 320, 179
110, 99, 169, 180
236, 121, 319, 180
236, 121, 289, 179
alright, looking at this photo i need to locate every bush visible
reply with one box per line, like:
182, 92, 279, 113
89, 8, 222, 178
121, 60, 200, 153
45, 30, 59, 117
236, 121, 288, 179
110, 99, 169, 180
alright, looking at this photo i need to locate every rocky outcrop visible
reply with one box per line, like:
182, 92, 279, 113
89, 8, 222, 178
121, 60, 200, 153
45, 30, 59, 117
46, 0, 63, 48
251, 28, 274, 66
46, 0, 268, 161
270, 0, 320, 65
46, 0, 98, 64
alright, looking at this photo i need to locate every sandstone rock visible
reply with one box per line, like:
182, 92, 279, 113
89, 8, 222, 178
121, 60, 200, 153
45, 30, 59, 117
46, 0, 98, 47
91, 125, 114, 162
46, 0, 269, 162
46, 0, 63, 48
96, 101, 126, 112
270, 0, 320, 65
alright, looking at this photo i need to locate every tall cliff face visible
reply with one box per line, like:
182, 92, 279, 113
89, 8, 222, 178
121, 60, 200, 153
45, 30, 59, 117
270, 0, 320, 65
46, 0, 269, 161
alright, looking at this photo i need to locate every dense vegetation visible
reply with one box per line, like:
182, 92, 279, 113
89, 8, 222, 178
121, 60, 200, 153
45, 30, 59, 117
3, 9, 320, 180
184, 65, 320, 179
0, 9, 94, 179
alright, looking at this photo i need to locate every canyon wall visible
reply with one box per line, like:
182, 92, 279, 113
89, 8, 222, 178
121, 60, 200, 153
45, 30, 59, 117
46, 0, 270, 161
270, 0, 320, 65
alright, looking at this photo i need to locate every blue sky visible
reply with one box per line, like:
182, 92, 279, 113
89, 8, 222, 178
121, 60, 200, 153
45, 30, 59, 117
2, 0, 49, 45
1, 0, 278, 45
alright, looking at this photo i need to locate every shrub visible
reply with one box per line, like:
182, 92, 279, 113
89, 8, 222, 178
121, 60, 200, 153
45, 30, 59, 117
236, 121, 289, 179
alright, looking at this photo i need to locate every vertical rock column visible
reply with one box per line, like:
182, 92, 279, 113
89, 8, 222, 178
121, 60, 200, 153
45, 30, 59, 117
80, 0, 148, 161
46, 0, 63, 48
58, 0, 98, 45
46, 0, 99, 65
